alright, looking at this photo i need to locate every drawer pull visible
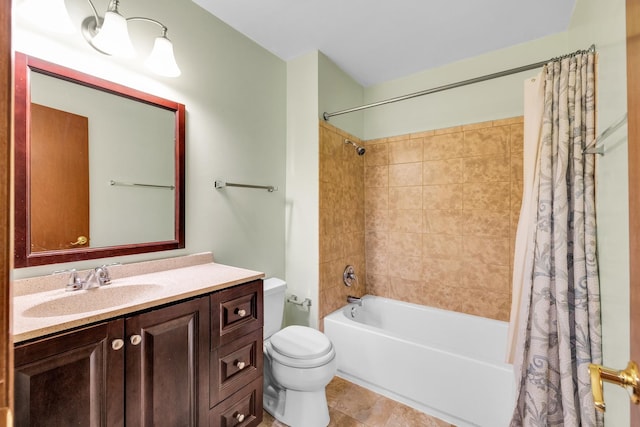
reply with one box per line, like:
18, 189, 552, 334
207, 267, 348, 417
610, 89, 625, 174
235, 361, 246, 370
130, 334, 142, 346
111, 339, 124, 351
235, 413, 245, 423
236, 308, 247, 317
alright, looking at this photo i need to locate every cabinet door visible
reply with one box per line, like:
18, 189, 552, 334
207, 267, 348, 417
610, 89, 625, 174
14, 320, 125, 427
126, 297, 209, 427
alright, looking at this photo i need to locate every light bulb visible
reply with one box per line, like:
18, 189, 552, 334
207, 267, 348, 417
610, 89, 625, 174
145, 36, 181, 77
90, 10, 135, 58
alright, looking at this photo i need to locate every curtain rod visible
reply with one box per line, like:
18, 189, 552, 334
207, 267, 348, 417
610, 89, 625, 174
323, 44, 596, 121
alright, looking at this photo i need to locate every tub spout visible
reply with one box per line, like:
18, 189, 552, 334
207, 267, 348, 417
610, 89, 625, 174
347, 295, 363, 306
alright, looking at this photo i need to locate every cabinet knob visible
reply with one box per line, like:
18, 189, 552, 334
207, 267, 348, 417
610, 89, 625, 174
130, 334, 142, 346
235, 413, 245, 423
236, 308, 247, 317
111, 339, 125, 351
236, 361, 246, 370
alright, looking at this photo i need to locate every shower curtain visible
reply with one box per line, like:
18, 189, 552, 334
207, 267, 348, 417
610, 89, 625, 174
509, 51, 602, 427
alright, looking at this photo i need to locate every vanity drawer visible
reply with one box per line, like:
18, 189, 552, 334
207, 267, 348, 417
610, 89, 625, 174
211, 280, 263, 348
209, 377, 263, 427
210, 328, 263, 406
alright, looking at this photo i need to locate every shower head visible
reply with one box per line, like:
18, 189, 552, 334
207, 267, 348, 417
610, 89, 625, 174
345, 139, 366, 156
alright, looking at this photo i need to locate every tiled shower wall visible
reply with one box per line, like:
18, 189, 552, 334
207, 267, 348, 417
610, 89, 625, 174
318, 118, 523, 324
364, 118, 523, 321
318, 122, 366, 323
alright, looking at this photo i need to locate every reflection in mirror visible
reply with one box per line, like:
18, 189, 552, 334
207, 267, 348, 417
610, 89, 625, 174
14, 53, 186, 267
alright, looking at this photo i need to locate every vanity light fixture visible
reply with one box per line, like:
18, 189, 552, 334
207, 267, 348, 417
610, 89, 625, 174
81, 0, 181, 77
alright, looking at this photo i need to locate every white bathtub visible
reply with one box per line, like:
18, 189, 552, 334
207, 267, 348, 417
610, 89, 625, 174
324, 295, 515, 427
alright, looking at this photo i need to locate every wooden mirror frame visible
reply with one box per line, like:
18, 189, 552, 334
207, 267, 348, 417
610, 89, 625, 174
14, 53, 186, 267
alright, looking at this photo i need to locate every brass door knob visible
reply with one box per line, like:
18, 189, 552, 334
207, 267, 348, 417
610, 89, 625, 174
70, 235, 88, 246
589, 360, 640, 412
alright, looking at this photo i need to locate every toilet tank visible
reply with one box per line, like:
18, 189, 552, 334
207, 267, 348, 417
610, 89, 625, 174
263, 278, 287, 339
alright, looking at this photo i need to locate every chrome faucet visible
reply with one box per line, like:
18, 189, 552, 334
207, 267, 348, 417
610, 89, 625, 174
83, 265, 112, 289
56, 265, 114, 291
347, 295, 363, 306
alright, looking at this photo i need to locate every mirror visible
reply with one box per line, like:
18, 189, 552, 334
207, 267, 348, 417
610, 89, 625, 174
14, 53, 185, 267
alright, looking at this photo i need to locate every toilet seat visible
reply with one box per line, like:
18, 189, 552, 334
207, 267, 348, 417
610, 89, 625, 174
268, 325, 335, 368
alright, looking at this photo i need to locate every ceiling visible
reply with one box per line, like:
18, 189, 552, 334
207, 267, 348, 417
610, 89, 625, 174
192, 0, 577, 87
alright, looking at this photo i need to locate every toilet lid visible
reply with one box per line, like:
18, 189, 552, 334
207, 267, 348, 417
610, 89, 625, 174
270, 325, 333, 360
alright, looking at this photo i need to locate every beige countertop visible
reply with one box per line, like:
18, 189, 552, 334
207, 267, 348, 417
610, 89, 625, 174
13, 254, 264, 343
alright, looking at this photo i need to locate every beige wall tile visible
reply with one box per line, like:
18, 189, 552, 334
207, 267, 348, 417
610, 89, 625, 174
354, 117, 523, 321
365, 142, 389, 167
388, 254, 423, 281
365, 165, 388, 187
366, 250, 389, 277
463, 182, 510, 210
462, 261, 509, 293
389, 186, 422, 210
458, 288, 511, 321
389, 138, 424, 164
433, 125, 463, 135
463, 235, 510, 266
420, 284, 463, 312
511, 154, 523, 182
365, 208, 388, 231
462, 120, 493, 131
423, 258, 463, 286
365, 230, 387, 256
388, 232, 422, 258
320, 234, 344, 263
365, 187, 388, 211
365, 273, 390, 297
410, 130, 435, 139
422, 233, 462, 260
389, 162, 423, 186
423, 184, 463, 210
344, 207, 365, 234
493, 116, 523, 127
511, 180, 523, 213
319, 122, 366, 324
388, 279, 424, 302
464, 126, 510, 157
423, 132, 464, 160
463, 210, 510, 238
510, 123, 524, 154
463, 156, 510, 183
424, 209, 464, 234
423, 158, 463, 185
388, 209, 422, 233
344, 231, 365, 258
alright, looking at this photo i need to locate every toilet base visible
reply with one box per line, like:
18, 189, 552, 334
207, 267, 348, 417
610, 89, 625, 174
264, 387, 330, 427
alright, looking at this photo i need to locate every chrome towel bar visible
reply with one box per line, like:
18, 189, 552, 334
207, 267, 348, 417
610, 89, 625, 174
215, 180, 278, 192
109, 180, 175, 190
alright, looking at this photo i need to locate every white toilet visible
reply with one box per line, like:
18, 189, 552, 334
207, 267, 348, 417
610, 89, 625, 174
263, 278, 337, 427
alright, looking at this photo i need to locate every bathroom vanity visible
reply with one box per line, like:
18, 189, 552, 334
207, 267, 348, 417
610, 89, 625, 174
12, 254, 264, 427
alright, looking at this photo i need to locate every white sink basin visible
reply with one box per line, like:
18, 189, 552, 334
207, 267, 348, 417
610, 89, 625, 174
22, 284, 164, 318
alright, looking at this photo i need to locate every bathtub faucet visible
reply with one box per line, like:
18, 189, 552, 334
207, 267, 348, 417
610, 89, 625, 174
347, 295, 363, 306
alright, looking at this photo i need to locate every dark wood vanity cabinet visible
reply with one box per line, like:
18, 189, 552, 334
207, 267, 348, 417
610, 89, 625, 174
14, 280, 264, 427
14, 319, 125, 427
210, 280, 263, 427
125, 297, 209, 427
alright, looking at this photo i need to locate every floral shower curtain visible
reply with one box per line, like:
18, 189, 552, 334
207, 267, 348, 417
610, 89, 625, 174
510, 51, 602, 427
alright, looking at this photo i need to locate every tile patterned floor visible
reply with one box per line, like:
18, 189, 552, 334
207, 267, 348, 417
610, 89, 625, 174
258, 376, 454, 427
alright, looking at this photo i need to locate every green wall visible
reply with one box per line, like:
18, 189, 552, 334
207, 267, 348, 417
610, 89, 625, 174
13, 0, 287, 280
